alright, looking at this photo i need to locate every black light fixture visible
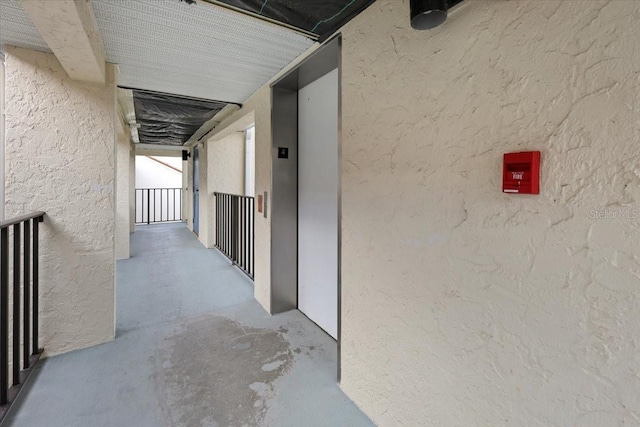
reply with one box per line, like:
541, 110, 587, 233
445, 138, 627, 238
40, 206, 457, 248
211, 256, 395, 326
182, 150, 191, 161
410, 0, 448, 30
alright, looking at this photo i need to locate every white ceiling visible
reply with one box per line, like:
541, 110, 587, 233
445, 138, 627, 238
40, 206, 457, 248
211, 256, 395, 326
1, 0, 314, 103
0, 0, 51, 53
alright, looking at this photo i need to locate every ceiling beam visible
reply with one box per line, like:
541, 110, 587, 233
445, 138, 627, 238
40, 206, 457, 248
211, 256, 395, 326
135, 144, 186, 154
184, 104, 241, 147
19, 0, 106, 84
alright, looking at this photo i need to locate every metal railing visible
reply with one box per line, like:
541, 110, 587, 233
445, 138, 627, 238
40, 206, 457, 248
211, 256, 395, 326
135, 188, 182, 225
0, 211, 45, 422
214, 193, 254, 279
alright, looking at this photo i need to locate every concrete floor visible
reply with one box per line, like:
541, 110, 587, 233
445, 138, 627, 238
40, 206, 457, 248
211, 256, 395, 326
5, 223, 373, 427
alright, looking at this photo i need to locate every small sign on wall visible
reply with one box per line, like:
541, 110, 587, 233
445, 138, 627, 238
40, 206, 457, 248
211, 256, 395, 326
277, 147, 289, 159
257, 195, 263, 213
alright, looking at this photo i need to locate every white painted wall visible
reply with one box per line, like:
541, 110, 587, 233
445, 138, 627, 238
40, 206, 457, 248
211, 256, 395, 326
0, 54, 5, 221
135, 156, 182, 189
207, 132, 245, 196
338, 1, 640, 426
129, 148, 135, 233
203, 131, 246, 247
196, 145, 209, 245
4, 46, 116, 356
115, 119, 131, 260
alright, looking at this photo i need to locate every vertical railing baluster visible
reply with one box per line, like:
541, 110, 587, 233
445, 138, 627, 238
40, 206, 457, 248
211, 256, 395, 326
12, 224, 20, 386
1, 227, 10, 405
242, 197, 246, 271
211, 194, 254, 279
239, 197, 243, 269
32, 218, 40, 354
225, 195, 228, 255
23, 220, 30, 369
234, 197, 238, 263
222, 195, 225, 252
146, 189, 151, 225
251, 198, 254, 278
245, 197, 249, 274
226, 195, 229, 256
215, 194, 219, 248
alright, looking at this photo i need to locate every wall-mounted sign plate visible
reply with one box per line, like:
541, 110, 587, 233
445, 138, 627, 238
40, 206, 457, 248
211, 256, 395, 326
278, 147, 289, 159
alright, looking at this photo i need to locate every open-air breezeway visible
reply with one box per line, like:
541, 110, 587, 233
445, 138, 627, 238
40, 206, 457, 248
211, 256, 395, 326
4, 223, 373, 427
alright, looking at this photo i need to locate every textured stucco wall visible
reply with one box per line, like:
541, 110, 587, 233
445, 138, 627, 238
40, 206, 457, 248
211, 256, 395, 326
116, 119, 130, 260
4, 46, 116, 356
339, 1, 640, 426
129, 148, 135, 233
204, 88, 272, 311
196, 144, 211, 247
204, 131, 246, 248
207, 132, 245, 196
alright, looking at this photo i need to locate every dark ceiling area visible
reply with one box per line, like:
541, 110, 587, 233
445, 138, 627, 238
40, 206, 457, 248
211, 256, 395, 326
132, 90, 232, 146
214, 0, 376, 39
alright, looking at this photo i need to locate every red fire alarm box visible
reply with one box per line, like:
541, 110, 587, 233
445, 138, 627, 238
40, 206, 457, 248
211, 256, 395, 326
503, 151, 540, 194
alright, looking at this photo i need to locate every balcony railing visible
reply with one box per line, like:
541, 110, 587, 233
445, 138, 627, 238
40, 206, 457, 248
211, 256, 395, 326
135, 188, 182, 225
0, 211, 45, 422
214, 193, 254, 279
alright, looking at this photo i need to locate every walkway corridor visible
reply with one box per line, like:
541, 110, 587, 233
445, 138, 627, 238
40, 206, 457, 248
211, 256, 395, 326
5, 223, 373, 427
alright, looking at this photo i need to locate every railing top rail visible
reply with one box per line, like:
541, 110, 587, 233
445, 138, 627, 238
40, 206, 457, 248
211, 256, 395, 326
0, 212, 45, 229
135, 188, 182, 190
213, 192, 255, 199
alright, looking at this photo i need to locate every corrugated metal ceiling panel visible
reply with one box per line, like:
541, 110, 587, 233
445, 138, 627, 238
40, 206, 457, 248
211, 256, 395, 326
0, 0, 51, 53
91, 0, 314, 103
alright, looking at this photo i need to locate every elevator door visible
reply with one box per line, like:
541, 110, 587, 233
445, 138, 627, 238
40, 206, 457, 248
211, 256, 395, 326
297, 69, 338, 339
193, 146, 199, 235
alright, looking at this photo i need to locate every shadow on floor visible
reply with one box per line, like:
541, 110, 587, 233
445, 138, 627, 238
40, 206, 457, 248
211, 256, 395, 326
4, 223, 373, 427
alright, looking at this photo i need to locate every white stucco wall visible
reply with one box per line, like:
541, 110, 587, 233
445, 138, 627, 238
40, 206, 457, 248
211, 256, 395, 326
116, 120, 131, 260
207, 132, 245, 196
197, 144, 211, 247
129, 148, 135, 233
204, 131, 246, 248
201, 89, 272, 310
4, 46, 116, 356
338, 1, 640, 426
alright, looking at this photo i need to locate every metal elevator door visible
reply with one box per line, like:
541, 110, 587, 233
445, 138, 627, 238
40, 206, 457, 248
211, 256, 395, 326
297, 68, 339, 339
193, 147, 200, 235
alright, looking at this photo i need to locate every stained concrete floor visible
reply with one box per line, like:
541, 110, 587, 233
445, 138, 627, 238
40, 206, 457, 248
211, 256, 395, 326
5, 222, 373, 427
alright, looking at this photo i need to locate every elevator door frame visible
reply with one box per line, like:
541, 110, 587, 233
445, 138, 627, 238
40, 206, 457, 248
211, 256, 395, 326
270, 35, 342, 380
